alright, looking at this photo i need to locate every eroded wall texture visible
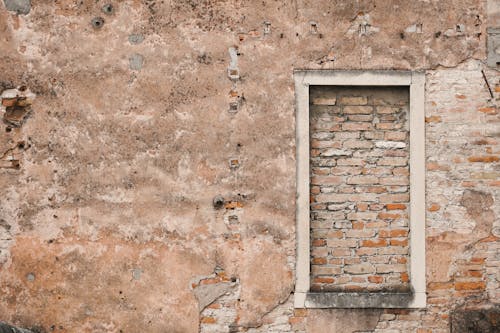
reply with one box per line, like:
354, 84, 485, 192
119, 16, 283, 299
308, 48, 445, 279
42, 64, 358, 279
0, 0, 498, 332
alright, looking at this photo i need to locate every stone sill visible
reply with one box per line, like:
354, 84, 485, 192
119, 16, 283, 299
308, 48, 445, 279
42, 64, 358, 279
304, 292, 416, 309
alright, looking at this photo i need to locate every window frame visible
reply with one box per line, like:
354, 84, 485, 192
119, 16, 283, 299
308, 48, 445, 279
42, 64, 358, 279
294, 70, 426, 309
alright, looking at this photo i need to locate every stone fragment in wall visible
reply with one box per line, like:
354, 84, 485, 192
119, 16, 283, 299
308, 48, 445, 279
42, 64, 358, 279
193, 281, 236, 312
3, 0, 31, 15
451, 307, 500, 333
0, 323, 33, 333
1, 87, 35, 127
374, 141, 407, 149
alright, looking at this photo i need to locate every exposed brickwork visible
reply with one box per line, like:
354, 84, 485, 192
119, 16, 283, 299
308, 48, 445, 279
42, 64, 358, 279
309, 86, 411, 292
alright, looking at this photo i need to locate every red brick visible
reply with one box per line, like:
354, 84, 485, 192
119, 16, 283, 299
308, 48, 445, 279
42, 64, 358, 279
425, 115, 442, 123
477, 107, 497, 115
390, 238, 408, 246
428, 203, 440, 212
289, 316, 305, 324
312, 239, 326, 247
200, 316, 217, 324
454, 281, 485, 291
386, 203, 406, 210
378, 212, 401, 220
368, 275, 384, 283
385, 131, 407, 141
313, 277, 335, 284
311, 258, 327, 265
343, 105, 372, 114
352, 221, 364, 229
468, 156, 499, 163
361, 239, 387, 247
294, 309, 308, 317
342, 122, 372, 131
428, 282, 453, 290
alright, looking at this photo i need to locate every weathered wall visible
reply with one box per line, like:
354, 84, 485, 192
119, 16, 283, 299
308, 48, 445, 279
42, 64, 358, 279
0, 0, 498, 332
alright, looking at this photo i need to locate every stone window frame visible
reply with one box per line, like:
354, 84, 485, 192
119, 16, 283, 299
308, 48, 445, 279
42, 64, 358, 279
294, 70, 426, 309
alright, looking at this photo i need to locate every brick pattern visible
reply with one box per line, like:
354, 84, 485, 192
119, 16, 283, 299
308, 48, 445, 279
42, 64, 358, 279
309, 86, 411, 292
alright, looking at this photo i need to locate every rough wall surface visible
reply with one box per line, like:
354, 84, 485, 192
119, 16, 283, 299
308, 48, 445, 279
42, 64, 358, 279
0, 0, 498, 332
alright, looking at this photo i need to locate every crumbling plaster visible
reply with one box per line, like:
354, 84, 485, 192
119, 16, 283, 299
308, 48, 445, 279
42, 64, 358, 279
0, 0, 498, 332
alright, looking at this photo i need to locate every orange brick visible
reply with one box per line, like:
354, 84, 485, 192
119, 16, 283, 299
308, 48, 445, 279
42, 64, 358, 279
361, 239, 387, 247
313, 277, 335, 284
390, 238, 408, 246
428, 203, 440, 212
357, 203, 369, 211
480, 235, 499, 242
390, 229, 408, 237
352, 221, 364, 230
328, 230, 343, 238
206, 303, 221, 309
386, 203, 406, 210
454, 281, 485, 291
312, 258, 327, 265
294, 309, 308, 317
200, 277, 221, 285
489, 180, 500, 186
200, 316, 217, 324
379, 229, 406, 238
368, 275, 383, 283
470, 257, 485, 264
397, 257, 407, 264
428, 282, 453, 291
417, 329, 432, 333
289, 316, 305, 324
427, 162, 450, 171
425, 115, 442, 123
477, 107, 497, 115
455, 94, 467, 99
2, 98, 17, 107
312, 239, 326, 247
468, 156, 499, 163
464, 270, 482, 278
225, 201, 243, 209
401, 272, 409, 283
365, 221, 388, 228
344, 285, 363, 291
378, 212, 401, 220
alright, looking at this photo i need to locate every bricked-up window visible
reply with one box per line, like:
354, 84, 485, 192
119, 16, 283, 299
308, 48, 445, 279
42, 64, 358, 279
294, 71, 426, 309
310, 86, 411, 293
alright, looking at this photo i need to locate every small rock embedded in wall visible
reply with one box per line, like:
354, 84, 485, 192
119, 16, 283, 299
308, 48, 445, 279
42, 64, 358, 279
3, 0, 31, 15
1, 86, 35, 127
129, 53, 144, 71
487, 28, 500, 68
228, 158, 240, 170
227, 47, 239, 80
132, 268, 142, 280
263, 21, 271, 35
128, 34, 145, 45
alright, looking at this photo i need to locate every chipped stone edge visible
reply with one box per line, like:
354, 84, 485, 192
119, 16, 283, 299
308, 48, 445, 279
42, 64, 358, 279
293, 70, 426, 309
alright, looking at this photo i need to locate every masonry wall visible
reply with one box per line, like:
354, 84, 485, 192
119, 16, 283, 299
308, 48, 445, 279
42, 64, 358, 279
309, 86, 411, 293
0, 0, 498, 332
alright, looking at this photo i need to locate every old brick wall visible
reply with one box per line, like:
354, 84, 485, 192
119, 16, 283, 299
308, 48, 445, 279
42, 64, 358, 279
309, 86, 411, 293
0, 0, 498, 332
